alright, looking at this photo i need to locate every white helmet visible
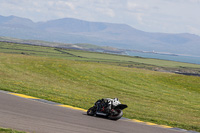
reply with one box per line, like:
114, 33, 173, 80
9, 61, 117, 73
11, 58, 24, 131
112, 98, 121, 106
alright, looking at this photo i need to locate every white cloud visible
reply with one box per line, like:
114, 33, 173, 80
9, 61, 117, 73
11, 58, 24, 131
186, 25, 200, 35
187, 0, 200, 3
95, 8, 115, 18
127, 2, 138, 9
55, 1, 75, 10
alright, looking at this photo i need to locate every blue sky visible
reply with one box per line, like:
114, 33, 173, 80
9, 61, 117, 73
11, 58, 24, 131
0, 0, 200, 36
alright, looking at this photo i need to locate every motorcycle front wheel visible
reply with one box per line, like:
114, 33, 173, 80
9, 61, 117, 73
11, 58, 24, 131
108, 109, 123, 120
87, 107, 95, 116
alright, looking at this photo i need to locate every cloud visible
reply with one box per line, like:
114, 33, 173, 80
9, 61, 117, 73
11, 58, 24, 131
127, 1, 147, 11
95, 8, 115, 18
186, 25, 200, 35
54, 1, 75, 10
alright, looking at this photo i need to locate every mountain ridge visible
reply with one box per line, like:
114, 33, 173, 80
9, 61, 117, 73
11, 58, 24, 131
0, 15, 200, 56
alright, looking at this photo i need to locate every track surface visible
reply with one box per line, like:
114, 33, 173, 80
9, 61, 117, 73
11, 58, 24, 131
0, 92, 185, 133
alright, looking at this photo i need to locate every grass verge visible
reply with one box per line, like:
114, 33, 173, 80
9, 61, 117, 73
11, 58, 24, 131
0, 127, 25, 133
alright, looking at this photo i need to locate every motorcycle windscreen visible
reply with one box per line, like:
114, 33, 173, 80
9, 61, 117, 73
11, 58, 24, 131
114, 104, 128, 110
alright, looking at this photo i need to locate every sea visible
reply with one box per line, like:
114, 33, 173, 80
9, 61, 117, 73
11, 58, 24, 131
126, 51, 200, 65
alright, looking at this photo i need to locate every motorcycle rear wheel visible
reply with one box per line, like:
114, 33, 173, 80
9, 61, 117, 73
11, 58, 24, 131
108, 109, 123, 120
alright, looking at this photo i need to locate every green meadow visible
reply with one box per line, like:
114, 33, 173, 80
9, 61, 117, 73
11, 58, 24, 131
0, 42, 200, 131
0, 127, 25, 133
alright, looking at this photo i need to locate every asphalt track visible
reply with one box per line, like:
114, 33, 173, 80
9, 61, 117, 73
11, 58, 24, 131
0, 91, 190, 133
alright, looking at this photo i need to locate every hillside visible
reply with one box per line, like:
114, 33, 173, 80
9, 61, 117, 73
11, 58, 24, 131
1, 41, 200, 76
0, 15, 200, 56
0, 42, 199, 132
0, 36, 123, 54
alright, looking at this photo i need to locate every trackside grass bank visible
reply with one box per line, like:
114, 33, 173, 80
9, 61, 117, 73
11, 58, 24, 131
0, 42, 200, 131
0, 127, 25, 133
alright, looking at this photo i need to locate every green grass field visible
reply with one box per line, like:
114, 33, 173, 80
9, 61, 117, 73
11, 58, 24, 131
1, 42, 200, 73
0, 42, 200, 131
0, 127, 25, 133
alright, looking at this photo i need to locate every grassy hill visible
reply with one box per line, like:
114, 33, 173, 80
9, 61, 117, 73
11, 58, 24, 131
0, 127, 25, 133
0, 36, 124, 54
0, 42, 200, 131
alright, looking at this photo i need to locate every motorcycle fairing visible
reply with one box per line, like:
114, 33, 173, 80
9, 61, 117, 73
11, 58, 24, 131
114, 104, 128, 110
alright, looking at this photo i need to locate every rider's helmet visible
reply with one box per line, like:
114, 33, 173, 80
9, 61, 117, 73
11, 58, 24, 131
113, 98, 121, 106
113, 98, 119, 101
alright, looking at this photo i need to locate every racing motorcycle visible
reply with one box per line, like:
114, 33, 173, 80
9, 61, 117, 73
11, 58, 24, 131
87, 98, 127, 120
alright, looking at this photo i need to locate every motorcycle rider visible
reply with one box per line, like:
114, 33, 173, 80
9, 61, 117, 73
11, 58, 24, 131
87, 98, 127, 120
96, 98, 120, 113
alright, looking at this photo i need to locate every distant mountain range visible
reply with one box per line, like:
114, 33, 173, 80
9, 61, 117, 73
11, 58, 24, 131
0, 15, 200, 56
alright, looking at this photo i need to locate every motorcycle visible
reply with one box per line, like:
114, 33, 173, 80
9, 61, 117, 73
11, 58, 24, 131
87, 98, 127, 120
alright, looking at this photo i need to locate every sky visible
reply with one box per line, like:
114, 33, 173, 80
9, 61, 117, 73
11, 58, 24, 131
0, 0, 200, 36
